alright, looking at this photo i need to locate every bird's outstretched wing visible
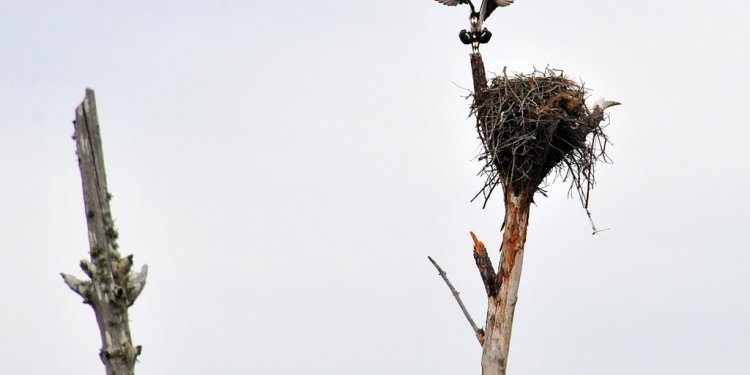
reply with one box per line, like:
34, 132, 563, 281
434, 0, 470, 6
482, 0, 516, 21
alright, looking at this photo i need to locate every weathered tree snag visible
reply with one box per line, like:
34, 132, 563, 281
479, 187, 531, 375
61, 89, 147, 375
469, 51, 531, 375
470, 52, 488, 97
428, 19, 619, 374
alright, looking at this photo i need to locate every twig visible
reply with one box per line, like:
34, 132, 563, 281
427, 256, 484, 345
586, 208, 611, 235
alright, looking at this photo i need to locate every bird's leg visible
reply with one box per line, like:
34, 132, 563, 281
460, 29, 474, 45
478, 28, 492, 44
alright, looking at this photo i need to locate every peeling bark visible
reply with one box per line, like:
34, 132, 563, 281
468, 52, 534, 375
480, 188, 531, 375
433, 47, 615, 375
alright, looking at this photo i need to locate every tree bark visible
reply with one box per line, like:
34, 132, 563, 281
432, 47, 615, 375
471, 232, 497, 298
469, 51, 534, 374
470, 52, 488, 98
62, 89, 146, 375
480, 187, 531, 375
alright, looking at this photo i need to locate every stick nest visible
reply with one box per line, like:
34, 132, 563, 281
472, 67, 611, 207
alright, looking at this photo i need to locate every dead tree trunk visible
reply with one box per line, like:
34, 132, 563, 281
427, 53, 532, 375
470, 52, 488, 97
431, 44, 617, 375
468, 51, 533, 375
478, 188, 531, 374
61, 89, 147, 375
431, 174, 532, 374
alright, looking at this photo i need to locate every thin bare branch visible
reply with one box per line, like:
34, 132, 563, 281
428, 256, 484, 345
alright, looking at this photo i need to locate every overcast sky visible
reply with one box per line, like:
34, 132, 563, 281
2, 0, 749, 374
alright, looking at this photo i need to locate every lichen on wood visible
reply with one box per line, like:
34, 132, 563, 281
62, 89, 147, 375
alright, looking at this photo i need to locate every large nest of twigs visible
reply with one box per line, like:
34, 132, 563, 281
472, 67, 611, 207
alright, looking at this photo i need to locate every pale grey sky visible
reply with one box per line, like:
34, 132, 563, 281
2, 0, 749, 374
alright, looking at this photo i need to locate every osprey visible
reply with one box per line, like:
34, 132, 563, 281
434, 0, 515, 31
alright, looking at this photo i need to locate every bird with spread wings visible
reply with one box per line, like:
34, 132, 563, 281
434, 0, 515, 30
433, 0, 516, 49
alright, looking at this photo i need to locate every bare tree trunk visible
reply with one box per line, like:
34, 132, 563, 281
480, 188, 531, 375
62, 89, 147, 375
469, 51, 534, 374
431, 43, 616, 375
470, 52, 488, 96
